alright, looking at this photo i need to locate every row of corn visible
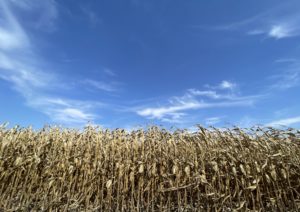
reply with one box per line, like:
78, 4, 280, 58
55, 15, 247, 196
0, 125, 299, 211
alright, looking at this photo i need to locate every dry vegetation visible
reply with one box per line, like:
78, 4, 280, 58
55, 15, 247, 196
0, 124, 300, 211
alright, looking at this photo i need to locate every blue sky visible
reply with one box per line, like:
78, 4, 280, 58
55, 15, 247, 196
1, 0, 300, 129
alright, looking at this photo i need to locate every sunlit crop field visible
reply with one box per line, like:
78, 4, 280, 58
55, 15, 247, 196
0, 125, 299, 211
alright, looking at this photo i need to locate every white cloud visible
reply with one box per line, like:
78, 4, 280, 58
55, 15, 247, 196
0, 1, 29, 50
219, 80, 236, 90
0, 28, 27, 50
187, 89, 245, 101
0, 1, 50, 95
83, 79, 118, 92
248, 24, 300, 39
275, 72, 299, 89
269, 59, 300, 90
0, 53, 15, 69
275, 58, 298, 63
104, 68, 117, 77
137, 100, 253, 121
267, 116, 300, 127
51, 108, 95, 124
259, 14, 300, 39
207, 2, 300, 40
188, 89, 221, 99
28, 97, 103, 124
0, 0, 100, 125
136, 82, 256, 123
8, 0, 58, 31
268, 24, 295, 39
160, 113, 186, 123
246, 22, 300, 39
204, 80, 237, 91
137, 101, 200, 120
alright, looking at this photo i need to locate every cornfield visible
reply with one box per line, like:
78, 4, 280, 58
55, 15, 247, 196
0, 124, 299, 211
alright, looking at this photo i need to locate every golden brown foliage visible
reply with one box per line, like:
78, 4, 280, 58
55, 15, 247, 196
0, 125, 300, 211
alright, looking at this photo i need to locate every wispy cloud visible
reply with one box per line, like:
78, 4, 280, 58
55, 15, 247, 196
0, 2, 29, 50
275, 58, 298, 63
219, 80, 236, 90
83, 79, 119, 92
204, 80, 237, 91
8, 0, 58, 31
136, 81, 257, 123
268, 24, 296, 39
269, 59, 300, 90
248, 21, 300, 39
137, 100, 199, 121
266, 116, 300, 127
252, 22, 300, 40
29, 97, 100, 124
50, 108, 95, 124
137, 99, 253, 123
80, 5, 102, 27
0, 0, 100, 125
188, 89, 222, 99
103, 68, 117, 77
0, 0, 51, 95
203, 2, 300, 40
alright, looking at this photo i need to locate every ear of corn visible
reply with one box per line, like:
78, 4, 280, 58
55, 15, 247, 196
0, 125, 299, 211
